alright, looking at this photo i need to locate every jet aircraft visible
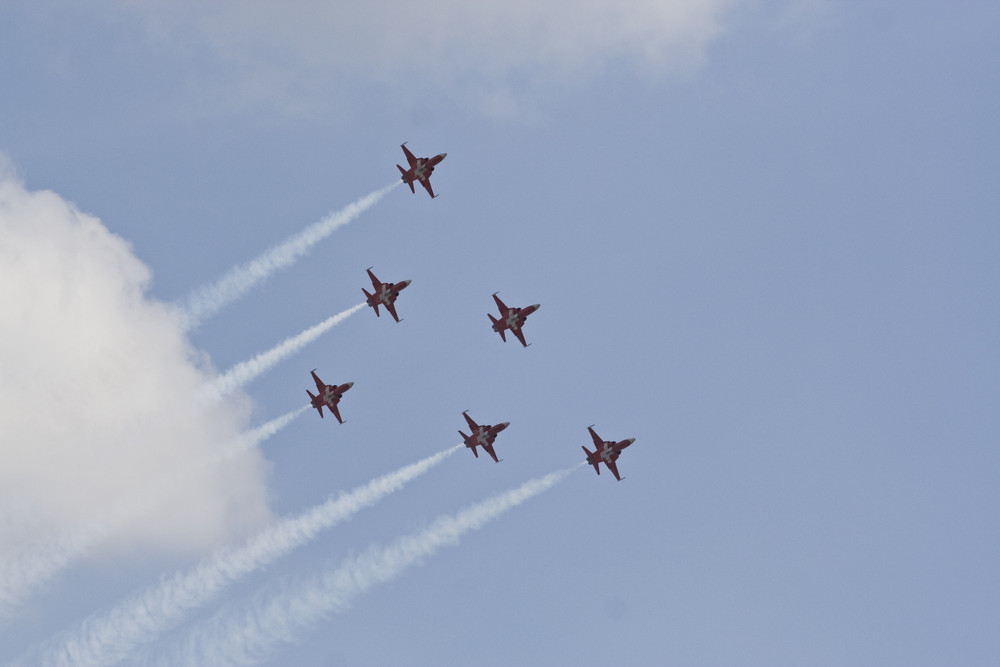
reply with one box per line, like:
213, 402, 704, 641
488, 292, 540, 347
363, 268, 411, 323
307, 370, 353, 424
582, 426, 636, 481
458, 411, 510, 463
397, 143, 447, 198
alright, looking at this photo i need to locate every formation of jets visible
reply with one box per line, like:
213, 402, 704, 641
305, 144, 635, 479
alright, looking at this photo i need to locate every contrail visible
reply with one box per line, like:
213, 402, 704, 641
200, 303, 366, 401
166, 463, 584, 666
213, 405, 311, 461
180, 183, 399, 330
28, 445, 462, 667
0, 408, 306, 619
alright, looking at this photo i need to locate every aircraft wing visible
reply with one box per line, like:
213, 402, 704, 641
384, 300, 400, 323
588, 427, 603, 448
482, 443, 500, 463
462, 411, 479, 431
605, 458, 622, 481
311, 370, 325, 393
331, 403, 343, 424
367, 269, 382, 289
401, 143, 418, 167
492, 293, 508, 313
419, 177, 436, 199
511, 326, 528, 347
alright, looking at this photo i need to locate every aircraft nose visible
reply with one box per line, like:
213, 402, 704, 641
501, 422, 510, 429
532, 304, 541, 310
627, 438, 636, 444
440, 153, 447, 159
403, 280, 412, 286
346, 382, 354, 388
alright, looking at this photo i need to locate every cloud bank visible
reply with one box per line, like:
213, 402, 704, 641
113, 0, 738, 113
137, 0, 733, 75
0, 165, 272, 611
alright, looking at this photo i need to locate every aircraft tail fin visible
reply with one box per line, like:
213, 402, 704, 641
582, 446, 598, 474
363, 289, 379, 315
308, 390, 323, 418
459, 431, 477, 457
397, 164, 415, 192
488, 314, 506, 341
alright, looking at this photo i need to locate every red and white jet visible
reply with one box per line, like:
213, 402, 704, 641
397, 143, 447, 198
582, 426, 636, 481
488, 292, 540, 348
458, 411, 510, 463
307, 370, 353, 424
362, 268, 411, 323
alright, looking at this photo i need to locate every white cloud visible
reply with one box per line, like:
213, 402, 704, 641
112, 0, 740, 113
0, 164, 272, 606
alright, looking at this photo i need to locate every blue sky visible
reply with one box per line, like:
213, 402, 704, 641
2, 2, 999, 665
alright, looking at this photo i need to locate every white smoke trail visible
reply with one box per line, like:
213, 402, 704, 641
0, 408, 306, 618
200, 303, 366, 401
29, 445, 462, 667
166, 463, 584, 666
213, 405, 311, 462
180, 183, 399, 330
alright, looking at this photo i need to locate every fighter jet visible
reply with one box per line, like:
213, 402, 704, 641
582, 426, 635, 481
363, 268, 411, 323
397, 143, 447, 198
307, 370, 353, 424
458, 411, 510, 463
488, 292, 540, 347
